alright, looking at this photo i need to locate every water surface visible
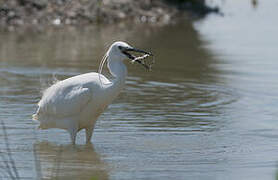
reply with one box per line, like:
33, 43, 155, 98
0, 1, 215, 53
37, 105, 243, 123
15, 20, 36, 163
0, 0, 278, 179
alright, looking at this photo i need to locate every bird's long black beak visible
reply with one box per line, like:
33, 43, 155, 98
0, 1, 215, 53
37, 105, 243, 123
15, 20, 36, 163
122, 47, 153, 60
127, 47, 152, 56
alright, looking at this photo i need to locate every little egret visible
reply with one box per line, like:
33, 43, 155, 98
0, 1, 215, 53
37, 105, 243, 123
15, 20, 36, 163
32, 41, 152, 144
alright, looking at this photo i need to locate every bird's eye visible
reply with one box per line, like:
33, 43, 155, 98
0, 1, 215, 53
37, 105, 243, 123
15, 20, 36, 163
118, 46, 123, 50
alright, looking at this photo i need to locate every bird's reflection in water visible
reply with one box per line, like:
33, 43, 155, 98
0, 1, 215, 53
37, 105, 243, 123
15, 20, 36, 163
33, 142, 108, 180
252, 0, 258, 8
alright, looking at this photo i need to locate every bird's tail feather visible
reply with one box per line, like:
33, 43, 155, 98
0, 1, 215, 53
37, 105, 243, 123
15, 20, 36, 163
32, 113, 44, 129
32, 114, 39, 121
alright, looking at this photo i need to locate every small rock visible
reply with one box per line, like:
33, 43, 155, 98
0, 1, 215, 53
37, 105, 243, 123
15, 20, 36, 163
65, 18, 71, 25
150, 16, 156, 23
117, 12, 126, 19
8, 11, 15, 18
162, 14, 170, 24
140, 16, 147, 22
32, 19, 38, 24
52, 18, 61, 25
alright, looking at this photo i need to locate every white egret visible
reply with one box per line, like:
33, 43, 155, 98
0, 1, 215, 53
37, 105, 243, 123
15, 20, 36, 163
32, 41, 152, 144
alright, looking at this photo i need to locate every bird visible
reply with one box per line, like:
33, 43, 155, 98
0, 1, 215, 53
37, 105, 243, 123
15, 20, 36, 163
32, 41, 152, 144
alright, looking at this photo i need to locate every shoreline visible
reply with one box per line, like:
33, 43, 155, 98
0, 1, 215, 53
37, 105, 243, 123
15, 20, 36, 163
0, 0, 219, 29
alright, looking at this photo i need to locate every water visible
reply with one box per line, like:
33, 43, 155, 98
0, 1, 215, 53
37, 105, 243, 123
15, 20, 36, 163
0, 0, 277, 179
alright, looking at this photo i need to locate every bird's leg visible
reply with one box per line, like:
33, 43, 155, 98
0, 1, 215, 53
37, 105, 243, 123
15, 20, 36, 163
85, 127, 94, 144
69, 130, 77, 145
68, 124, 78, 145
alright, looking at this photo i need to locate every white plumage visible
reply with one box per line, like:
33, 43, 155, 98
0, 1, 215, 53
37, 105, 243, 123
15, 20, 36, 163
33, 41, 151, 144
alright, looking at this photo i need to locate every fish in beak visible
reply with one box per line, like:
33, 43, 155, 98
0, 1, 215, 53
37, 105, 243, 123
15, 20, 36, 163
121, 47, 154, 70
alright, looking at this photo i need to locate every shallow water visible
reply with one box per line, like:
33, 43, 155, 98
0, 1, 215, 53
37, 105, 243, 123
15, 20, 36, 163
0, 0, 278, 179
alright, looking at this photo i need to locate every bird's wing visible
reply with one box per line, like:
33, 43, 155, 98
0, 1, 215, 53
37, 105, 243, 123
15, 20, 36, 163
37, 84, 92, 117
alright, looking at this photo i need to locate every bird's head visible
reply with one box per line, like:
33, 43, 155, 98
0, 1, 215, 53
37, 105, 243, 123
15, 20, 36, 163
107, 41, 152, 62
98, 41, 154, 86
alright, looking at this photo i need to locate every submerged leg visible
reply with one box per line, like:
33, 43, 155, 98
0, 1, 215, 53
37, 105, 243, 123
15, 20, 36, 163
85, 127, 94, 144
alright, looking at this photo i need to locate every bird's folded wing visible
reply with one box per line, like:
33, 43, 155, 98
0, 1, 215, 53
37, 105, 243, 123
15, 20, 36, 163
37, 86, 92, 117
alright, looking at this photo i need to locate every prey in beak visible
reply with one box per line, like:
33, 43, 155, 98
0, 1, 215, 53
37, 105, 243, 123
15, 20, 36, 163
121, 47, 154, 70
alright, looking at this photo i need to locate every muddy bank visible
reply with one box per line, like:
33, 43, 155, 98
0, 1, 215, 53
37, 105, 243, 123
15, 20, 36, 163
0, 0, 218, 28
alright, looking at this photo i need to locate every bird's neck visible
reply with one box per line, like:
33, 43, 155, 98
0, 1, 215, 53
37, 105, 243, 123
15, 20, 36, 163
107, 58, 127, 81
105, 57, 127, 99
